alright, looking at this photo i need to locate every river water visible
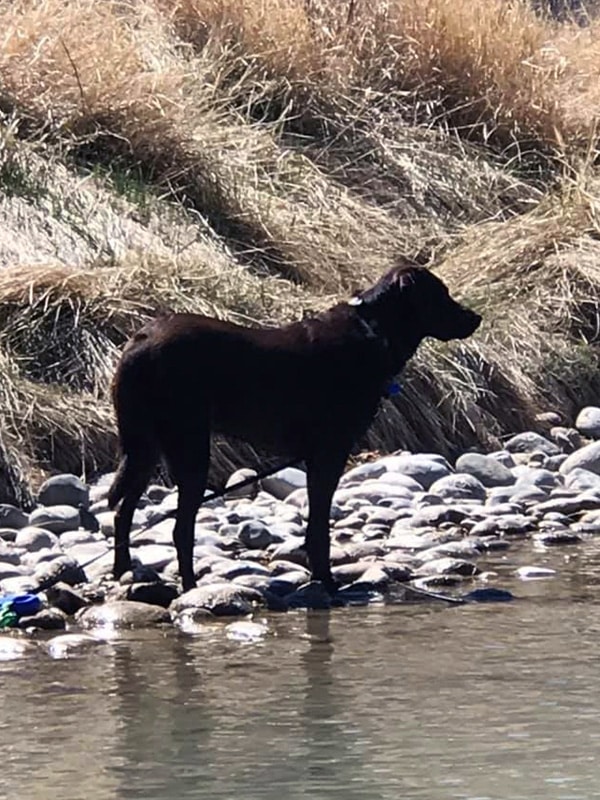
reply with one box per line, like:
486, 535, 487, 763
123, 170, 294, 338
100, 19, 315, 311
2, 540, 600, 800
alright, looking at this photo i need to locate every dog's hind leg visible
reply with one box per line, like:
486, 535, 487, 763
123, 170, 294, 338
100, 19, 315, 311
161, 425, 210, 593
305, 446, 350, 592
111, 442, 158, 579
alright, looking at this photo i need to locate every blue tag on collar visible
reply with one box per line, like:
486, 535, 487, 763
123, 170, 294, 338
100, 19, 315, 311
386, 381, 401, 397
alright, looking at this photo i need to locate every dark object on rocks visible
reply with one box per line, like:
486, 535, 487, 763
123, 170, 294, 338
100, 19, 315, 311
108, 264, 480, 593
17, 607, 67, 631
78, 504, 100, 533
124, 581, 179, 608
34, 556, 87, 590
284, 581, 333, 609
46, 582, 89, 616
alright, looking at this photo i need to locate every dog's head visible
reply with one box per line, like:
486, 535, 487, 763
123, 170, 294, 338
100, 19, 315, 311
351, 266, 481, 343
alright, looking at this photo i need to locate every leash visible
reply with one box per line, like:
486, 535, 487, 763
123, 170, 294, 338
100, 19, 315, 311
77, 456, 301, 572
75, 453, 465, 608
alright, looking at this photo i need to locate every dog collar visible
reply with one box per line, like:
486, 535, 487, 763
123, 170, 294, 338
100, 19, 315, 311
386, 380, 402, 397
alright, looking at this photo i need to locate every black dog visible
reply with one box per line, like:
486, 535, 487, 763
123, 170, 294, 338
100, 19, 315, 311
108, 265, 481, 592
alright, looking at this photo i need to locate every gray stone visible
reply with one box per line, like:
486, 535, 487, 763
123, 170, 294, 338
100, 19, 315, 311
15, 527, 59, 552
504, 432, 561, 456
531, 495, 600, 517
262, 467, 307, 500
59, 530, 99, 547
0, 539, 21, 566
415, 557, 479, 577
564, 468, 600, 492
0, 575, 37, 594
340, 461, 388, 485
29, 505, 80, 534
133, 544, 177, 571
37, 474, 89, 510
225, 468, 259, 500
455, 453, 514, 487
533, 530, 582, 546
65, 542, 110, 570
575, 406, 600, 439
0, 563, 27, 580
77, 601, 170, 629
560, 442, 600, 476
411, 504, 469, 528
429, 473, 487, 501
515, 468, 561, 491
210, 559, 270, 581
237, 520, 279, 549
170, 582, 264, 617
0, 505, 28, 530
146, 484, 173, 504
269, 539, 308, 568
550, 426, 582, 453
379, 454, 451, 490
468, 514, 535, 537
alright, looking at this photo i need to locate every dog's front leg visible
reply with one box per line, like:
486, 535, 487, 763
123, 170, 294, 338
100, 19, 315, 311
305, 447, 350, 593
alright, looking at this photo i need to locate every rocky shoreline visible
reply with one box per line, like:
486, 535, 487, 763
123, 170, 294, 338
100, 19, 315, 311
3, 405, 600, 659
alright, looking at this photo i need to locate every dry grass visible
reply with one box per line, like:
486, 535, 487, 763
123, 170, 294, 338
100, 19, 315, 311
0, 0, 598, 502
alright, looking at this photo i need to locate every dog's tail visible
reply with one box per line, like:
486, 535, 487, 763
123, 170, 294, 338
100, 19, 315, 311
107, 342, 156, 510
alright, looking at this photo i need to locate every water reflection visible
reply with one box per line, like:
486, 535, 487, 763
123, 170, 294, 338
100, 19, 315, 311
4, 540, 600, 799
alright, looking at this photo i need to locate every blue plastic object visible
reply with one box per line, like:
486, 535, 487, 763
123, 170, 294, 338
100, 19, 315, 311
0, 592, 42, 618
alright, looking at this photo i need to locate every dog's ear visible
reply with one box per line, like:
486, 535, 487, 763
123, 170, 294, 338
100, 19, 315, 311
393, 267, 419, 291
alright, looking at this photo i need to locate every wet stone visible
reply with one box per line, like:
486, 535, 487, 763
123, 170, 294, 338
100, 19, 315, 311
516, 565, 557, 580
533, 530, 583, 546
77, 601, 170, 629
17, 607, 67, 631
415, 557, 480, 578
411, 504, 469, 528
170, 582, 265, 617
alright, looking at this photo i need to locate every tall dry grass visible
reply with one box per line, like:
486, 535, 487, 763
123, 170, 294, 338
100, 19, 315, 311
0, 0, 599, 501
